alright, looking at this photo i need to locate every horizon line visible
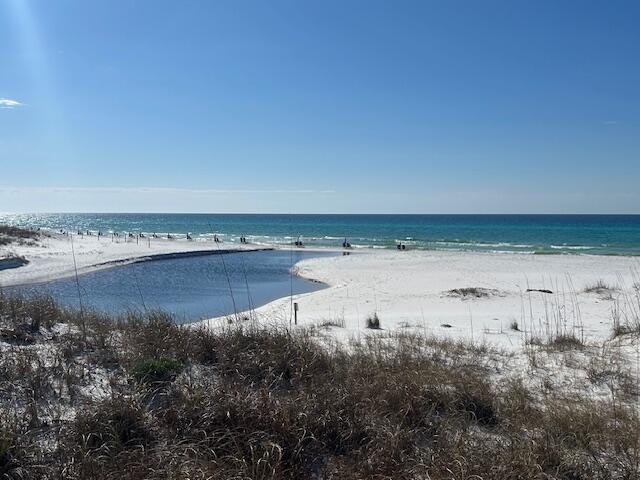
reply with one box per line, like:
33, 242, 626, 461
2, 211, 640, 216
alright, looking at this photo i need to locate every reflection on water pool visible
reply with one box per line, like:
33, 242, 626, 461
7, 250, 334, 323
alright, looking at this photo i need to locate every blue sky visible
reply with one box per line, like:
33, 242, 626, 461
1, 0, 639, 213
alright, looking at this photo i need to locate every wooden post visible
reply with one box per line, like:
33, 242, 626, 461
294, 302, 299, 325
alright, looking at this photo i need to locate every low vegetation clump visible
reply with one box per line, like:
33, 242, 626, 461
446, 287, 501, 299
130, 358, 183, 384
365, 312, 381, 329
584, 279, 618, 298
612, 322, 639, 338
610, 283, 640, 338
547, 333, 585, 350
0, 425, 18, 476
317, 318, 345, 329
0, 293, 638, 479
527, 333, 585, 351
0, 225, 39, 246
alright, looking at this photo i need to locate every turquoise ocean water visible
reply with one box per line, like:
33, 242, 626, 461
1, 213, 640, 256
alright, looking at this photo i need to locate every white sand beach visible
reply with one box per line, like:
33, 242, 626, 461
2, 232, 639, 352
241, 250, 639, 350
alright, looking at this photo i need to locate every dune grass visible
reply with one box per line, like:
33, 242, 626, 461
0, 225, 39, 247
0, 293, 638, 479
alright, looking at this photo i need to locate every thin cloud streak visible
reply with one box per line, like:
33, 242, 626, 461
0, 98, 23, 109
0, 186, 336, 195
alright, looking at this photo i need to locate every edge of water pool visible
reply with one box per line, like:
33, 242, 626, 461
2, 247, 276, 288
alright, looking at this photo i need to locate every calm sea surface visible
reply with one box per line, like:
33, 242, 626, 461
2, 213, 640, 255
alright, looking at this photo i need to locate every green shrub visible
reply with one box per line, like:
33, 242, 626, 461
0, 427, 16, 476
131, 358, 183, 384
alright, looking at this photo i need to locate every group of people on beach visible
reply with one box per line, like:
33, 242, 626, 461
72, 229, 102, 237
54, 229, 409, 251
58, 228, 235, 244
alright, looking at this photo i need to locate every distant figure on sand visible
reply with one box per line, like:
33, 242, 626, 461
186, 233, 192, 240
342, 238, 352, 249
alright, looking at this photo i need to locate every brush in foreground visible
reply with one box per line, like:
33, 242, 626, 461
0, 293, 638, 479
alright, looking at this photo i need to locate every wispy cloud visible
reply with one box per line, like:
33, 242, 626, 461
0, 98, 23, 109
0, 186, 336, 195
604, 120, 618, 125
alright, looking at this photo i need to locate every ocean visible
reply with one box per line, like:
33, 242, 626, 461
2, 213, 639, 256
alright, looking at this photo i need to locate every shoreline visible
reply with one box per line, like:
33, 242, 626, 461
2, 246, 277, 288
3, 216, 640, 256
202, 248, 640, 351
2, 232, 639, 353
0, 233, 272, 287
7, 229, 624, 288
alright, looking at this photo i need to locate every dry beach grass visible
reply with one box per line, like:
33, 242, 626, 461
0, 293, 639, 479
0, 225, 39, 247
1, 224, 640, 478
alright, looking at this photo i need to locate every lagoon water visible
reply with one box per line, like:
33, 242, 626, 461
2, 213, 640, 255
7, 250, 333, 323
